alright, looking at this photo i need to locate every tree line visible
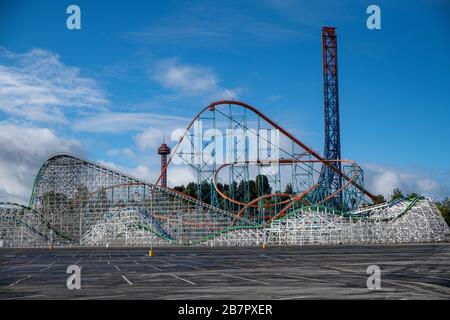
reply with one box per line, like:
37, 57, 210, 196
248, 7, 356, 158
173, 182, 450, 226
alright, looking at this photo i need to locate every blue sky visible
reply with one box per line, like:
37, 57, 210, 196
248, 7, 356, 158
0, 0, 449, 202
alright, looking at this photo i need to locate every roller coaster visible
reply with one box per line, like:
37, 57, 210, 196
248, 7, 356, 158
1, 27, 449, 247
0, 100, 449, 247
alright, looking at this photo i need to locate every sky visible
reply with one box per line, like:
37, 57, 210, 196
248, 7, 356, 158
0, 0, 449, 203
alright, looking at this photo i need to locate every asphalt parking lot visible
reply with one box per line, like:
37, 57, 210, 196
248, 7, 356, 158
0, 244, 449, 299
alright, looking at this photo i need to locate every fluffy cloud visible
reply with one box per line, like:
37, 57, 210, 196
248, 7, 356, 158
106, 148, 136, 158
364, 163, 448, 201
167, 166, 196, 187
0, 123, 82, 203
134, 127, 165, 151
151, 58, 240, 99
0, 47, 107, 123
73, 112, 189, 134
96, 159, 194, 187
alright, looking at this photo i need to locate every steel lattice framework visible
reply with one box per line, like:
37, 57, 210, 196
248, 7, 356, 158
0, 154, 253, 247
0, 101, 449, 247
203, 198, 450, 246
157, 100, 374, 221
319, 27, 343, 207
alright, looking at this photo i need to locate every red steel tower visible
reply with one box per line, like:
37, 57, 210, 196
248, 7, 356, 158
157, 141, 171, 188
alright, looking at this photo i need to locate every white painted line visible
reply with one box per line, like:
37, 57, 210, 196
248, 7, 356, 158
222, 264, 243, 270
221, 273, 270, 285
158, 259, 171, 265
133, 260, 140, 265
114, 265, 121, 271
148, 264, 162, 271
107, 260, 110, 265
277, 295, 310, 300
6, 294, 46, 300
189, 265, 206, 271
276, 273, 344, 286
121, 275, 133, 285
169, 295, 211, 300
180, 264, 206, 271
9, 275, 31, 287
170, 273, 196, 285
73, 294, 126, 300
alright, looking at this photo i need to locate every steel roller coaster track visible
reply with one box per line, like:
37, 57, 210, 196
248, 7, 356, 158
153, 100, 375, 222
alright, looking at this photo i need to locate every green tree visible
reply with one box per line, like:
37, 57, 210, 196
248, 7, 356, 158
184, 182, 197, 197
373, 194, 386, 204
435, 197, 450, 226
406, 192, 420, 198
256, 174, 271, 196
391, 188, 403, 201
173, 185, 185, 192
284, 183, 293, 195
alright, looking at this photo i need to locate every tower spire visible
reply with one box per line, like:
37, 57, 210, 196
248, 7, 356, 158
157, 140, 171, 188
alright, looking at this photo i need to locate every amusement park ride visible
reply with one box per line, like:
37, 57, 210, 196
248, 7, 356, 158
0, 28, 448, 247
155, 27, 373, 223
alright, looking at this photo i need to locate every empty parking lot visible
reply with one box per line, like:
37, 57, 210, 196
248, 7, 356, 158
0, 244, 449, 299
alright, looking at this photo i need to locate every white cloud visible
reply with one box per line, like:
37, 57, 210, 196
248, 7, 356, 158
95, 160, 158, 184
134, 128, 165, 151
0, 123, 82, 203
96, 159, 194, 188
153, 59, 217, 95
73, 112, 189, 133
416, 178, 440, 194
364, 163, 448, 200
106, 148, 136, 158
151, 58, 240, 99
168, 166, 196, 187
130, 165, 159, 182
0, 47, 108, 123
370, 171, 401, 196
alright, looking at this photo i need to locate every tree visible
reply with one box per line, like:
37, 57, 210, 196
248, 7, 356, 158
406, 192, 419, 199
391, 188, 403, 201
435, 198, 450, 226
184, 182, 196, 197
173, 185, 185, 192
373, 194, 386, 204
256, 175, 271, 196
284, 183, 293, 195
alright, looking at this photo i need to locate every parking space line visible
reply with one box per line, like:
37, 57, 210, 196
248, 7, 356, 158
148, 264, 162, 271
170, 273, 196, 285
121, 275, 133, 285
180, 264, 206, 271
73, 294, 126, 300
9, 275, 31, 287
6, 294, 46, 300
276, 273, 345, 286
221, 273, 270, 285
